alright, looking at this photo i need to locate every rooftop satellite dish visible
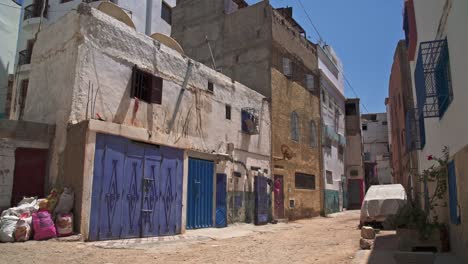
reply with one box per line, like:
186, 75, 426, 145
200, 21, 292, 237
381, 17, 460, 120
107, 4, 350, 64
92, 1, 136, 29
150, 33, 184, 54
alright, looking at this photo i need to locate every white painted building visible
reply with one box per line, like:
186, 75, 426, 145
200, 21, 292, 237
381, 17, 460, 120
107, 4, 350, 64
404, 0, 468, 261
8, 0, 175, 120
362, 113, 392, 186
0, 0, 21, 118
21, 5, 271, 240
318, 45, 346, 213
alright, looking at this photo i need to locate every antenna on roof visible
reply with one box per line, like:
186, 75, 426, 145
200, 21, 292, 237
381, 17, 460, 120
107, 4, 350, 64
205, 36, 217, 71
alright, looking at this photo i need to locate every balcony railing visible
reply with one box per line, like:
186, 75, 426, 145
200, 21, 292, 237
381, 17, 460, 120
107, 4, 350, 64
23, 2, 48, 21
18, 49, 32, 66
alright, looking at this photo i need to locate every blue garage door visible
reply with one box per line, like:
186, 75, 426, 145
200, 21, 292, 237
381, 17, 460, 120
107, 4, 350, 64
187, 158, 214, 229
89, 134, 183, 241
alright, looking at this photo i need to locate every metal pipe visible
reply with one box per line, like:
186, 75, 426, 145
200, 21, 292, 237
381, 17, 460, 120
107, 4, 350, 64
145, 0, 153, 35
167, 60, 194, 133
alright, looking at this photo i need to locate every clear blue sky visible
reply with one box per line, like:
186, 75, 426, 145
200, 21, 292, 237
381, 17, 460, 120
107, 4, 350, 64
246, 0, 405, 113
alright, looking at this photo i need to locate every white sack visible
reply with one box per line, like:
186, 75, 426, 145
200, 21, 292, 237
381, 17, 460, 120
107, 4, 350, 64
0, 216, 19, 242
54, 187, 74, 215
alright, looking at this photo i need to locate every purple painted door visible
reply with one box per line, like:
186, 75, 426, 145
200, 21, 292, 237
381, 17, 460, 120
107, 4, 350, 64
89, 134, 183, 241
274, 175, 284, 219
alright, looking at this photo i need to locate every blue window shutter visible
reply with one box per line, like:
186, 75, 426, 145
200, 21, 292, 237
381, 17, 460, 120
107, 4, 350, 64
448, 160, 461, 225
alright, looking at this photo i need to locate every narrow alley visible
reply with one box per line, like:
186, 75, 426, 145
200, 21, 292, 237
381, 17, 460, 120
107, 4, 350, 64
0, 211, 361, 264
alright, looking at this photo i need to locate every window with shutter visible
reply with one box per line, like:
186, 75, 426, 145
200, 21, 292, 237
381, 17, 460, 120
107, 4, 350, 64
448, 160, 461, 225
290, 111, 299, 141
283, 57, 292, 78
131, 66, 163, 105
310, 120, 317, 148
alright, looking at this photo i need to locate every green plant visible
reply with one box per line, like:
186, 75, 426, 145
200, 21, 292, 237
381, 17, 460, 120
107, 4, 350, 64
419, 147, 449, 223
392, 147, 449, 239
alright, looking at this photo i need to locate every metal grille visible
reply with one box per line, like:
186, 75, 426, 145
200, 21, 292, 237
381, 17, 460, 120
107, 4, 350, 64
415, 39, 453, 118
18, 50, 32, 66
405, 107, 424, 151
23, 1, 47, 21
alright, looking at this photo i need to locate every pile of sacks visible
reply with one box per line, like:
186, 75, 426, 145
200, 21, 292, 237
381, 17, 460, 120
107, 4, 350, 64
0, 187, 74, 242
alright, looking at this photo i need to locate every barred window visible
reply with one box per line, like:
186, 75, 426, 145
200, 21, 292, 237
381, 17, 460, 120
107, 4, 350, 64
291, 111, 299, 141
131, 66, 163, 104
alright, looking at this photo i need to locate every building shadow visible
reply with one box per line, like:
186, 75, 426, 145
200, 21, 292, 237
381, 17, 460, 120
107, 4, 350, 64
367, 233, 398, 264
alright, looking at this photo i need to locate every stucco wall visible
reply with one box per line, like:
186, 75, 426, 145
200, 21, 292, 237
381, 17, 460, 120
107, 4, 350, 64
24, 6, 271, 197
0, 0, 20, 118
172, 0, 273, 98
409, 0, 468, 261
271, 69, 321, 219
451, 144, 468, 263
0, 120, 54, 209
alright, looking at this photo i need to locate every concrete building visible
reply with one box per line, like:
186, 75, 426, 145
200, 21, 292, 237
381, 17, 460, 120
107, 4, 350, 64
362, 113, 392, 188
318, 45, 346, 214
403, 0, 468, 261
172, 0, 322, 220
344, 98, 364, 209
387, 40, 419, 201
9, 4, 272, 240
7, 0, 175, 120
0, 0, 21, 118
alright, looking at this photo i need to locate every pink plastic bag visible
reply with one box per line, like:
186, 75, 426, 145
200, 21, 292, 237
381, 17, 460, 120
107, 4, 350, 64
32, 211, 56, 240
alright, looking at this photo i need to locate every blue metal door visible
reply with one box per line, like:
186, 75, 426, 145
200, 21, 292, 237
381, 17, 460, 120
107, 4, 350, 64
254, 176, 269, 225
141, 146, 162, 237
89, 134, 183, 241
215, 174, 227, 228
158, 147, 183, 235
187, 158, 214, 229
120, 143, 144, 239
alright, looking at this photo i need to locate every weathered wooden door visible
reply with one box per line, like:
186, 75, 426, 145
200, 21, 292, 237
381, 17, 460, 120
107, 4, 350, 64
10, 148, 48, 206
273, 175, 284, 219
187, 158, 214, 229
89, 134, 183, 241
254, 176, 269, 225
215, 173, 227, 228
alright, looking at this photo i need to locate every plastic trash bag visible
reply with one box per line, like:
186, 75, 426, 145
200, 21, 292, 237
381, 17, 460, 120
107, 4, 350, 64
32, 211, 56, 241
54, 187, 74, 215
0, 216, 19, 242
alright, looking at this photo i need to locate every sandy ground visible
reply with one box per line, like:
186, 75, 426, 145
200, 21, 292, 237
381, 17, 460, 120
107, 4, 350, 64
0, 210, 361, 264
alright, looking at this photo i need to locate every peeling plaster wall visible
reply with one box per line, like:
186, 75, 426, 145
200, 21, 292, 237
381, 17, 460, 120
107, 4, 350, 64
271, 69, 321, 220
0, 120, 54, 210
24, 6, 271, 195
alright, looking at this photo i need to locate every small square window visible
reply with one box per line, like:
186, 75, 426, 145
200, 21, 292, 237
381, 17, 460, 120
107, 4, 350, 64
295, 173, 315, 190
382, 121, 388, 125
208, 81, 214, 93
131, 66, 163, 104
225, 104, 231, 120
362, 124, 368, 131
161, 1, 172, 25
326, 170, 333, 184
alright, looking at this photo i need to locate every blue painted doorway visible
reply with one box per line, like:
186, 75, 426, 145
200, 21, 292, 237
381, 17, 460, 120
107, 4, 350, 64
88, 134, 183, 241
215, 173, 227, 228
254, 176, 269, 225
187, 158, 214, 229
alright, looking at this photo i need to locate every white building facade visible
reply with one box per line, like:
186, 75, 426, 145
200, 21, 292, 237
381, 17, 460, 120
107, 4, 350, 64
318, 45, 346, 213
8, 0, 175, 120
404, 0, 468, 261
0, 0, 21, 118
21, 5, 271, 240
361, 113, 392, 186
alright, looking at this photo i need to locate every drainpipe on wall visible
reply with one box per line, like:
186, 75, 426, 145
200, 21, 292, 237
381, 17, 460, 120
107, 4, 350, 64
167, 60, 194, 133
145, 0, 153, 35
